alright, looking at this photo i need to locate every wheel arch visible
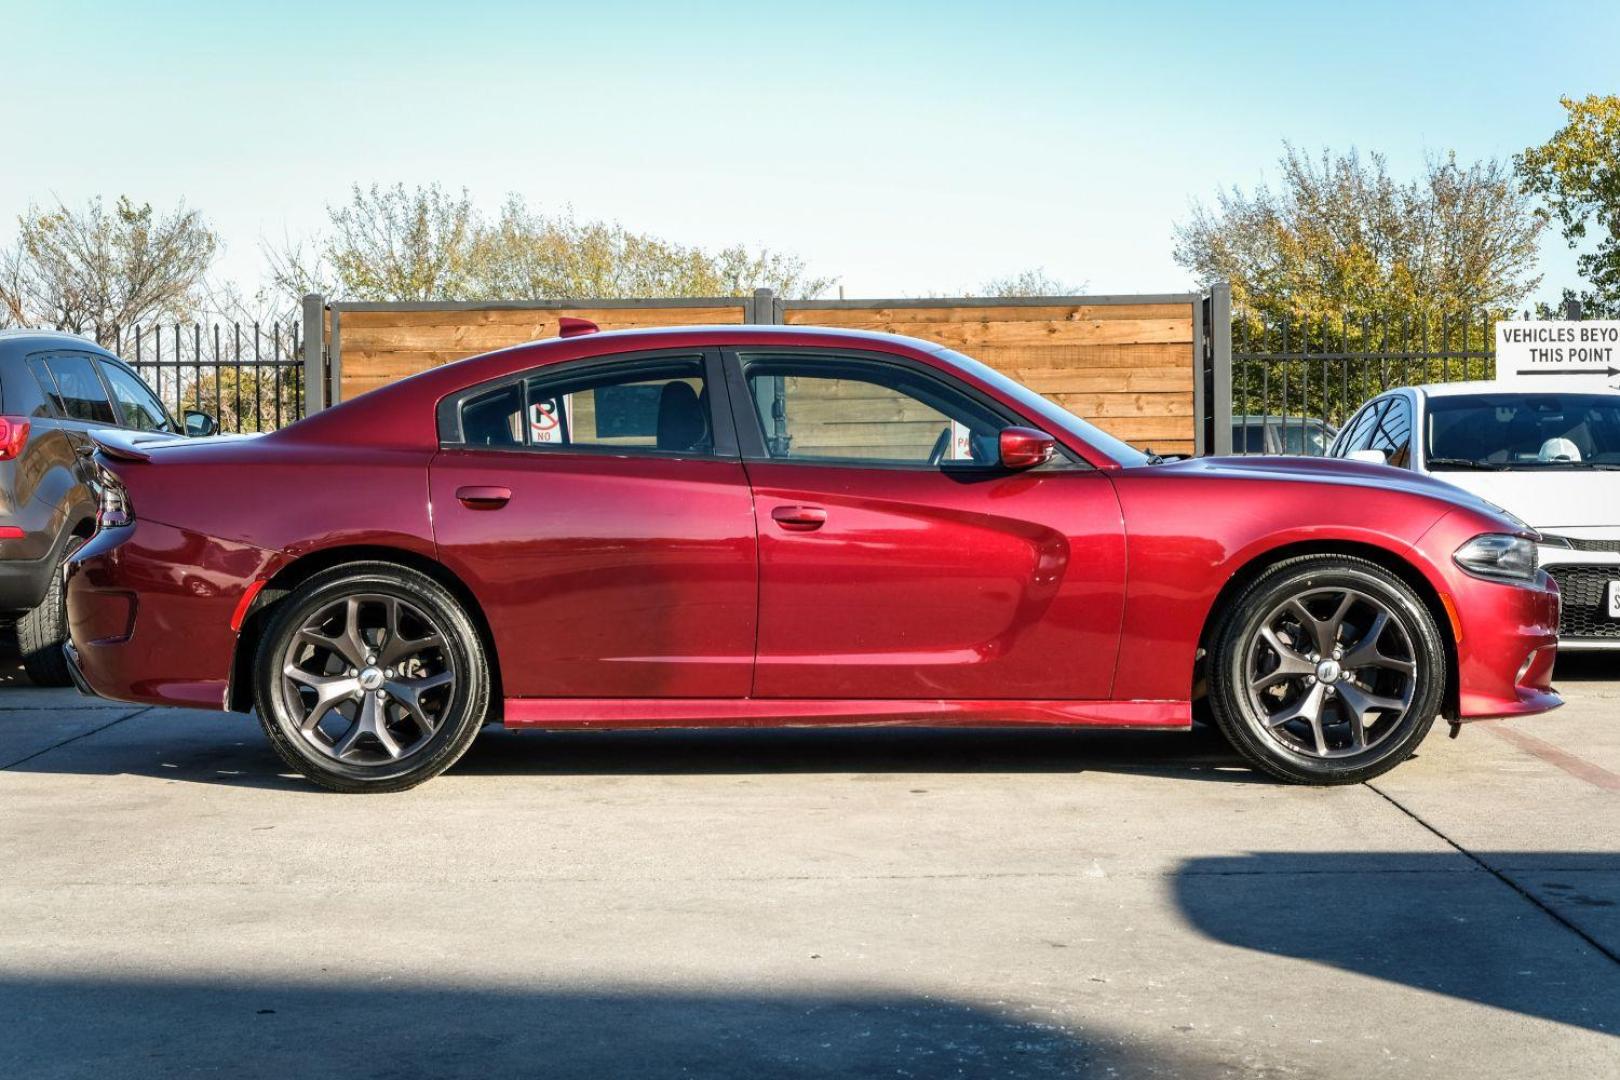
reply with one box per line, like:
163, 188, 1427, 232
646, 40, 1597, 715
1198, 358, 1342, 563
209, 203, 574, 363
227, 544, 502, 715
1193, 539, 1460, 720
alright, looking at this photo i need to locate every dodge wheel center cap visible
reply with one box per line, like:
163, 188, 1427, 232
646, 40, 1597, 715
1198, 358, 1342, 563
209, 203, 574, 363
358, 667, 385, 691
1316, 659, 1343, 684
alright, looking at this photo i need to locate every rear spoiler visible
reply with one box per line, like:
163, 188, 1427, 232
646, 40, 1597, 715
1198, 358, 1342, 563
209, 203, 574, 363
86, 429, 188, 463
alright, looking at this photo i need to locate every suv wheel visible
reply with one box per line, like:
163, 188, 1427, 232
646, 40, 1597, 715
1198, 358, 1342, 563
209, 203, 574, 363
1209, 555, 1446, 785
15, 536, 85, 687
254, 562, 490, 793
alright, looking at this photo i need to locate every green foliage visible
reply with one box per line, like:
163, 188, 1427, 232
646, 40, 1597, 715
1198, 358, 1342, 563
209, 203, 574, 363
183, 366, 302, 434
268, 185, 836, 306
1516, 95, 1620, 317
1174, 144, 1544, 328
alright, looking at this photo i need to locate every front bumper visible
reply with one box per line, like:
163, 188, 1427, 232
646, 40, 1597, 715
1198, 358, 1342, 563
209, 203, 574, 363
1450, 568, 1563, 720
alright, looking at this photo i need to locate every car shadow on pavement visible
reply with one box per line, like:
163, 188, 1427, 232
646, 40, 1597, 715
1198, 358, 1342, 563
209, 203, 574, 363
0, 977, 1239, 1079
2, 718, 1271, 791
1174, 851, 1620, 1037
456, 724, 1268, 784
1555, 653, 1618, 683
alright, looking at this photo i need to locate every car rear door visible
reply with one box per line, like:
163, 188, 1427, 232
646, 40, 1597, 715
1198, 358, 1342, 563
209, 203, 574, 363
429, 347, 758, 699
725, 347, 1127, 701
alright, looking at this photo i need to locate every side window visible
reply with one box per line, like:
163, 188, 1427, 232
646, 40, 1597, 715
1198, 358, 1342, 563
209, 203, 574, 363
739, 354, 1010, 467
456, 356, 714, 456
1336, 401, 1385, 455
25, 357, 62, 418
99, 361, 175, 433
1234, 423, 1266, 453
44, 354, 117, 424
1369, 397, 1413, 467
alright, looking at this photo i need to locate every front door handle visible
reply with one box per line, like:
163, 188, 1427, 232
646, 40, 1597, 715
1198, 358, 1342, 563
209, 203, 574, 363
771, 505, 827, 531
457, 485, 512, 510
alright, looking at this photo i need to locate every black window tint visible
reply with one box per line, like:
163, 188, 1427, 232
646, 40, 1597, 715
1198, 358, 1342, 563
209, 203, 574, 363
99, 362, 174, 433
741, 355, 1009, 467
45, 355, 116, 424
456, 356, 712, 456
25, 357, 62, 418
1234, 423, 1266, 452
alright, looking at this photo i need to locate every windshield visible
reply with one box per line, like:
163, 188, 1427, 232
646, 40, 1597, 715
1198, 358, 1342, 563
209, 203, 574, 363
932, 346, 1152, 466
1426, 392, 1620, 468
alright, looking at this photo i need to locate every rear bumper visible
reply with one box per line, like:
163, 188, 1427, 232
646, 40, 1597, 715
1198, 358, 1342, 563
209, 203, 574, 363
65, 520, 280, 709
0, 549, 60, 614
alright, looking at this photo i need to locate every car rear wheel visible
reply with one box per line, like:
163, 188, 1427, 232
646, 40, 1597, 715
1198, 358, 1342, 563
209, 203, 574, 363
254, 562, 490, 793
1209, 555, 1446, 785
15, 536, 85, 687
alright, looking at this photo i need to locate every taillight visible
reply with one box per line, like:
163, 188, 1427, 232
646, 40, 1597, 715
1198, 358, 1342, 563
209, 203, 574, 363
0, 416, 30, 460
97, 467, 134, 529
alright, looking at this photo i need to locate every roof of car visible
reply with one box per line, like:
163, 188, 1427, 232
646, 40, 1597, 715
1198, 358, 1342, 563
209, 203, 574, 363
0, 328, 114, 354
1411, 380, 1620, 399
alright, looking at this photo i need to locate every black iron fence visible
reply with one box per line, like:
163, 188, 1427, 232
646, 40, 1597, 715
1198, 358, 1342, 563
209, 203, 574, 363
93, 321, 306, 433
1230, 309, 1496, 455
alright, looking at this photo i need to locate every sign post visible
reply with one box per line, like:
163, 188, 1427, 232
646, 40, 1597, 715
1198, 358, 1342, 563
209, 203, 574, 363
1494, 320, 1620, 392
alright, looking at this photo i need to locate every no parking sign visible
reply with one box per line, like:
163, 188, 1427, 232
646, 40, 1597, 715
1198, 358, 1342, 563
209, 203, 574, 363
529, 395, 574, 444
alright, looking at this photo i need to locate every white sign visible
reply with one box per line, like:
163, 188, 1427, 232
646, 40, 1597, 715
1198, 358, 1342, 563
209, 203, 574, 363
1495, 321, 1620, 392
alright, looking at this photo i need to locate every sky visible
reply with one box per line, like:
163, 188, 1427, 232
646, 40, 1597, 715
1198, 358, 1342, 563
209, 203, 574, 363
2, 0, 1615, 307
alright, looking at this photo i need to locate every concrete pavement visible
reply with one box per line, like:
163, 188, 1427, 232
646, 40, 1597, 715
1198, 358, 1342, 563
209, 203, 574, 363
2, 654, 1617, 1078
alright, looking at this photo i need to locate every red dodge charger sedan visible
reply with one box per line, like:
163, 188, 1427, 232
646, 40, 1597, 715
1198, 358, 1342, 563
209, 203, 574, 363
63, 324, 1561, 792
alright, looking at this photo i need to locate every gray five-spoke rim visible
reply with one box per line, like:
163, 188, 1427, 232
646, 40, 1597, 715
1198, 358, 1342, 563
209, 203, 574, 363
1244, 586, 1419, 760
278, 592, 456, 767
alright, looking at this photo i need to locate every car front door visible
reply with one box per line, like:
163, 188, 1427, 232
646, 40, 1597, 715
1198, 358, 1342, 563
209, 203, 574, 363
727, 348, 1127, 701
429, 348, 758, 699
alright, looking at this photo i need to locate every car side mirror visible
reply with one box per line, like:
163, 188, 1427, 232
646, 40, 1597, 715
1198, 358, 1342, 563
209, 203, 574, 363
999, 427, 1056, 469
1346, 449, 1389, 466
183, 410, 218, 437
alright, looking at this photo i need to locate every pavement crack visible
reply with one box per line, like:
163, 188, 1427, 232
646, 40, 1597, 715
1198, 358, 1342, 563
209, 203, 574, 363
1366, 780, 1620, 969
0, 707, 152, 771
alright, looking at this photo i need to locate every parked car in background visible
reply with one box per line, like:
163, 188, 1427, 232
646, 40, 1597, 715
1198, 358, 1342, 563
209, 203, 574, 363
1329, 383, 1620, 650
1232, 415, 1338, 456
65, 324, 1560, 793
0, 330, 216, 684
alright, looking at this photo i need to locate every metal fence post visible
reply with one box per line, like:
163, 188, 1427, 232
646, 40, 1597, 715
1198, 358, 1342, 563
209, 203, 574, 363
1210, 282, 1233, 455
301, 293, 325, 415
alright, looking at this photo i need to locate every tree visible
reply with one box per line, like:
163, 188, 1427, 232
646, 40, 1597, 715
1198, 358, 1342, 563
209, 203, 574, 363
267, 186, 835, 307
1516, 94, 1620, 317
976, 268, 1085, 297
0, 196, 218, 332
1174, 145, 1545, 321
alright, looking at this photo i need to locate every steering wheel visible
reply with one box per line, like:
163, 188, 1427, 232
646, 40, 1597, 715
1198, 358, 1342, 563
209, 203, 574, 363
927, 426, 951, 466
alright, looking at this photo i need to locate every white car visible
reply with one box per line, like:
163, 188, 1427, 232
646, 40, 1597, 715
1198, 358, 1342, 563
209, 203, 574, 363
1328, 382, 1620, 652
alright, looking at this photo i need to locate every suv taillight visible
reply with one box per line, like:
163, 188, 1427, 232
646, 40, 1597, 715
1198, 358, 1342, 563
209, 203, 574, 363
97, 467, 133, 529
0, 416, 30, 460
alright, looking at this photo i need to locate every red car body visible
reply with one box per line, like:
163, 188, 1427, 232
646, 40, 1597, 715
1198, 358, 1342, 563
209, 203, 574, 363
64, 325, 1561, 737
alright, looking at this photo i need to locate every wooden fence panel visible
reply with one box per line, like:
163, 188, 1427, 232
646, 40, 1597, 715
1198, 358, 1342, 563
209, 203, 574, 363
327, 295, 1200, 456
781, 301, 1199, 456
335, 303, 749, 401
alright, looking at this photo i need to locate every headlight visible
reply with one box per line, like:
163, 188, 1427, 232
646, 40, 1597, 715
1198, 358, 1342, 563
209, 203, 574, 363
1453, 533, 1538, 582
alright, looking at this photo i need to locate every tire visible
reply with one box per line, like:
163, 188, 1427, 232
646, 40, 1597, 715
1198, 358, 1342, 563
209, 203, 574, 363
1208, 555, 1446, 785
253, 562, 490, 793
16, 535, 85, 687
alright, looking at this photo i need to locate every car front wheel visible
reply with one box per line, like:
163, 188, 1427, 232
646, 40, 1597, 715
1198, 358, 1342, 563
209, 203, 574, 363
254, 562, 491, 793
1209, 555, 1446, 785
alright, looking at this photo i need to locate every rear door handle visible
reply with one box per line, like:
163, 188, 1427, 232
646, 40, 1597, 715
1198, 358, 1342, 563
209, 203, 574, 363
771, 505, 827, 531
456, 485, 512, 510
